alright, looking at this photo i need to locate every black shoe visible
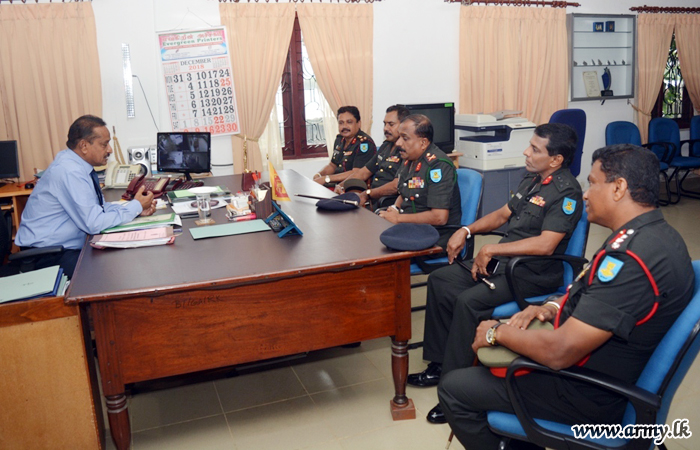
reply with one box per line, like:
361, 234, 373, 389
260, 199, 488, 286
407, 362, 442, 387
427, 403, 446, 424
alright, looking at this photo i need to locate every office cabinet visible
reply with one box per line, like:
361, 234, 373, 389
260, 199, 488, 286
568, 14, 636, 101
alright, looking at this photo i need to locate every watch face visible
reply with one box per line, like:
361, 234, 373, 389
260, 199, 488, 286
486, 328, 495, 345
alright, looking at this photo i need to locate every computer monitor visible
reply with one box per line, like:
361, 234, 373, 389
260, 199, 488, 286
0, 140, 20, 180
405, 103, 455, 153
156, 132, 211, 180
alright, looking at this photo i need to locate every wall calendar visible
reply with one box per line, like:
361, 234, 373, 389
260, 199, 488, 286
158, 27, 240, 136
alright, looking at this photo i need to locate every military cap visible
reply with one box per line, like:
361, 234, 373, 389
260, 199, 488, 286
342, 178, 368, 193
316, 192, 361, 211
379, 223, 440, 251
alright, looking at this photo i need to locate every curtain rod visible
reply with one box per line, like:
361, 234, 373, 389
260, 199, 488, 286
0, 0, 91, 3
447, 0, 579, 7
630, 6, 700, 14
218, 0, 381, 3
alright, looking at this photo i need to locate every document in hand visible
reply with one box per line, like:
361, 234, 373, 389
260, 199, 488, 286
0, 265, 68, 304
90, 226, 176, 249
101, 213, 182, 234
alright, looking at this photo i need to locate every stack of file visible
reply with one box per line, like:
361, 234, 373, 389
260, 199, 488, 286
101, 213, 182, 234
91, 226, 176, 249
0, 265, 68, 304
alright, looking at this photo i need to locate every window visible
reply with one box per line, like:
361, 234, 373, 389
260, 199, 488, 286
277, 14, 330, 160
652, 33, 693, 129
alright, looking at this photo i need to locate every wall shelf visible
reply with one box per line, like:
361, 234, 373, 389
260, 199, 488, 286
568, 14, 636, 102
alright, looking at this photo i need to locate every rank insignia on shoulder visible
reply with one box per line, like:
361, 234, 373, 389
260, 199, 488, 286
562, 197, 577, 215
597, 255, 624, 282
430, 168, 442, 182
426, 153, 437, 162
360, 143, 369, 152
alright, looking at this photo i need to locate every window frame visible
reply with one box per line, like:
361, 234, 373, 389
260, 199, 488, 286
652, 33, 693, 129
279, 14, 328, 160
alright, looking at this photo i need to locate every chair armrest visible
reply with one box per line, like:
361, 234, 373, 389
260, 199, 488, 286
504, 357, 661, 450
679, 138, 700, 158
643, 141, 676, 163
505, 254, 588, 310
8, 245, 65, 262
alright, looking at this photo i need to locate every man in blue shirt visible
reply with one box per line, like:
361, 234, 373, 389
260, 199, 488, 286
16, 115, 156, 277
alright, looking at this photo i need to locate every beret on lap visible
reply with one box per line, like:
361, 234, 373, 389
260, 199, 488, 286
342, 178, 368, 193
316, 192, 360, 211
380, 223, 440, 251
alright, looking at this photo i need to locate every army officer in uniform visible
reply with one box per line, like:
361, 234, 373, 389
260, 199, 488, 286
313, 106, 376, 186
378, 114, 461, 249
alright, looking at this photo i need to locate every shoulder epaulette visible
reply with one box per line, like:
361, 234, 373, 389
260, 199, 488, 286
604, 228, 638, 252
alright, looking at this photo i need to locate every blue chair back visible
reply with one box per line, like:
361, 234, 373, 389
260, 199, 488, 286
690, 115, 700, 158
549, 109, 586, 178
409, 168, 483, 275
492, 209, 589, 318
648, 117, 680, 162
622, 260, 700, 429
605, 121, 642, 146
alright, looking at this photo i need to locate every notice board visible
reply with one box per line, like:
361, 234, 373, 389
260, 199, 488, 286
158, 27, 240, 136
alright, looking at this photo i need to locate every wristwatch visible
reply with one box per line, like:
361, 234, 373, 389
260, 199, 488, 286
486, 322, 503, 346
325, 175, 331, 184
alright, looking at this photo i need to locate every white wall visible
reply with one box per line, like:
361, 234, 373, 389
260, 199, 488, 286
39, 0, 700, 179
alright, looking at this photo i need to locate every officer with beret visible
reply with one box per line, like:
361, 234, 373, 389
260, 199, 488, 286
339, 105, 410, 209
378, 114, 461, 249
439, 144, 695, 449
409, 123, 583, 424
313, 106, 376, 187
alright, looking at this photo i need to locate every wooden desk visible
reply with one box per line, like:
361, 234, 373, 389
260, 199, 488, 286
0, 183, 32, 234
0, 296, 103, 449
67, 170, 438, 450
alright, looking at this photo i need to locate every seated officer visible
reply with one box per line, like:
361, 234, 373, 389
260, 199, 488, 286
378, 114, 461, 250
15, 115, 156, 278
439, 144, 695, 449
339, 104, 410, 209
313, 106, 376, 186
409, 123, 583, 424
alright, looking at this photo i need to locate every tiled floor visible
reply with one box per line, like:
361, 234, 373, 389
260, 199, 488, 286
103, 196, 700, 450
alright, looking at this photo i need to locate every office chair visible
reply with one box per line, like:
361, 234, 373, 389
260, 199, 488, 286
407, 168, 482, 350
409, 168, 483, 278
674, 115, 700, 199
648, 117, 700, 203
549, 109, 586, 178
0, 210, 12, 269
487, 260, 700, 450
0, 211, 64, 277
605, 121, 675, 205
491, 208, 589, 319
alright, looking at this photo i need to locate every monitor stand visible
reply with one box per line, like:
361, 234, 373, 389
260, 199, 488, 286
183, 172, 193, 181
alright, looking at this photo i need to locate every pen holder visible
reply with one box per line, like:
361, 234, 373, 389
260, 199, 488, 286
242, 171, 256, 191
251, 185, 273, 220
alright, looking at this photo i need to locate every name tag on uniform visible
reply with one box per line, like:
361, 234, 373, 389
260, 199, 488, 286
344, 151, 353, 156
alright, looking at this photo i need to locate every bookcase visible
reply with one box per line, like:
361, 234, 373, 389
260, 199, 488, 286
568, 14, 636, 101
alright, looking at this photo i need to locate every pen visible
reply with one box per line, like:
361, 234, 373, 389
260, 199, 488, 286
232, 213, 257, 222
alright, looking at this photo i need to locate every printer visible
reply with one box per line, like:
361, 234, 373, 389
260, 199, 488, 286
455, 112, 535, 171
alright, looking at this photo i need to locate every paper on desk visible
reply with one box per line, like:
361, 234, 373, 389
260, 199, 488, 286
90, 226, 176, 249
171, 198, 228, 216
101, 213, 181, 233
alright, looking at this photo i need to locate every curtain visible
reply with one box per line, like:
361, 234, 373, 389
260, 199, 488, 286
636, 14, 675, 143
0, 3, 102, 180
220, 3, 295, 173
459, 6, 567, 126
258, 102, 284, 170
674, 13, 700, 115
297, 3, 373, 133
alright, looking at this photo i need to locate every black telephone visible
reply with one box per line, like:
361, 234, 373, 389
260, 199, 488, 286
121, 175, 170, 200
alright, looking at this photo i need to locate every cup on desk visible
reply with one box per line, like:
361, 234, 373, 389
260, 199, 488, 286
194, 193, 214, 226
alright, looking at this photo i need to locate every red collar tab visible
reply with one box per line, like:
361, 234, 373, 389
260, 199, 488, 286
541, 175, 553, 185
